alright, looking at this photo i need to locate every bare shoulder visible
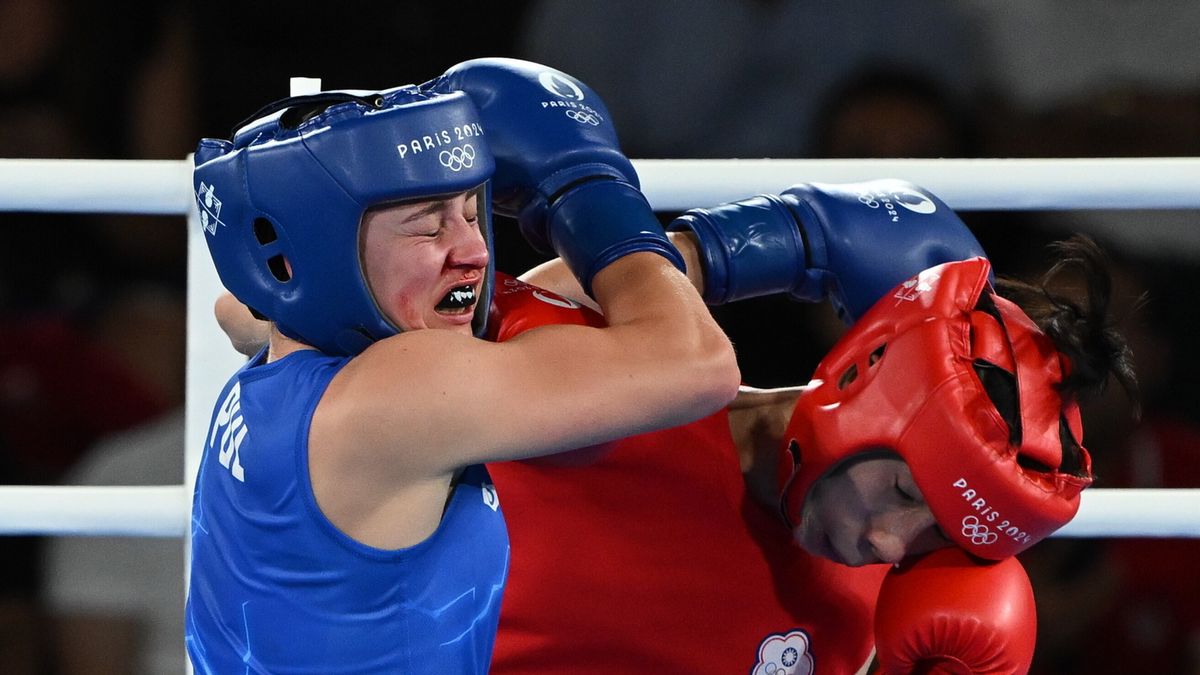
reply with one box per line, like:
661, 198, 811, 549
314, 329, 487, 467
307, 327, 546, 476
307, 331, 483, 547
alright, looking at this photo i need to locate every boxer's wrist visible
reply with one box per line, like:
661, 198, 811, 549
667, 230, 706, 298
545, 179, 685, 297
668, 194, 814, 305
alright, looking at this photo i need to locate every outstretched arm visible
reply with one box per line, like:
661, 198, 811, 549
524, 179, 986, 324
726, 385, 805, 510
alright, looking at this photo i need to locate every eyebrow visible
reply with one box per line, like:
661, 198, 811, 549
401, 200, 445, 224
400, 188, 482, 224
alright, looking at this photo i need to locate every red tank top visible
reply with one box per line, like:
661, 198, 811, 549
487, 274, 886, 674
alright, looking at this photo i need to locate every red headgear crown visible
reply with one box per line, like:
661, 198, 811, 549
779, 258, 1091, 560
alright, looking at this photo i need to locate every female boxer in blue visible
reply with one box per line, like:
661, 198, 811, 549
185, 59, 739, 674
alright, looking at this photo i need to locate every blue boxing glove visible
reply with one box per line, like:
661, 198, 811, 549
669, 179, 987, 322
426, 58, 683, 296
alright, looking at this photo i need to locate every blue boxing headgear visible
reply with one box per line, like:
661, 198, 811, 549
194, 86, 495, 355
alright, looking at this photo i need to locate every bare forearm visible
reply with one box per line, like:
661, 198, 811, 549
589, 252, 740, 417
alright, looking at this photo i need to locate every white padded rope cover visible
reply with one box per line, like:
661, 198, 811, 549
0, 159, 191, 214
2, 157, 1200, 213
0, 486, 1193, 539
0, 155, 1196, 539
0, 486, 188, 536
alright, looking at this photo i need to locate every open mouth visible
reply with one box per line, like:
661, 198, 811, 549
435, 284, 477, 315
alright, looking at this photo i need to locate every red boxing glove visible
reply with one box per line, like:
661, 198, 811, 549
874, 547, 1036, 675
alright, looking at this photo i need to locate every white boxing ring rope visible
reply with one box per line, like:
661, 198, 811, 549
0, 484, 1194, 539
5, 157, 1200, 213
0, 156, 1198, 539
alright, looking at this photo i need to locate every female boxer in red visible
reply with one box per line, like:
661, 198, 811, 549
507, 189, 1135, 675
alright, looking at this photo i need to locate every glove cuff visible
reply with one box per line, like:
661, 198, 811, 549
668, 194, 812, 305
516, 162, 640, 255
545, 179, 685, 297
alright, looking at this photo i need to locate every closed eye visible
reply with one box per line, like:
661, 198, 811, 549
405, 225, 440, 238
894, 477, 919, 503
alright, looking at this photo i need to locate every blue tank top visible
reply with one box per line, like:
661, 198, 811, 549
186, 349, 509, 674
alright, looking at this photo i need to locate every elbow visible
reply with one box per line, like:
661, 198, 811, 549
715, 340, 743, 407
692, 332, 742, 413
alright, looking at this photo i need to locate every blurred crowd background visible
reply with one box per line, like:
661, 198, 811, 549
0, 1, 1197, 672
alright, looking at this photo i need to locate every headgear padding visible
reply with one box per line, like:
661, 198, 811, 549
779, 258, 1091, 560
194, 86, 495, 355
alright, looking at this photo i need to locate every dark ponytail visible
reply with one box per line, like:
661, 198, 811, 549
994, 235, 1140, 416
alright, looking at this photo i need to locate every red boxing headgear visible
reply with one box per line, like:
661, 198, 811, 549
779, 258, 1091, 560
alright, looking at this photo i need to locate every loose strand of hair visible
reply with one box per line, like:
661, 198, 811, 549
994, 235, 1140, 418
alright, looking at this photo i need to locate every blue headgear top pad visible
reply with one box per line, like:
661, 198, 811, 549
194, 86, 495, 355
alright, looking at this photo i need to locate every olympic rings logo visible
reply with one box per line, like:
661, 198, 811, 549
961, 516, 999, 546
439, 144, 476, 172
565, 109, 602, 126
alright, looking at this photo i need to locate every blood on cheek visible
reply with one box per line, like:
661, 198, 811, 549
384, 286, 432, 332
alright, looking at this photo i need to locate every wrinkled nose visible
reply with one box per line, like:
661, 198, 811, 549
447, 220, 489, 269
865, 509, 938, 565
